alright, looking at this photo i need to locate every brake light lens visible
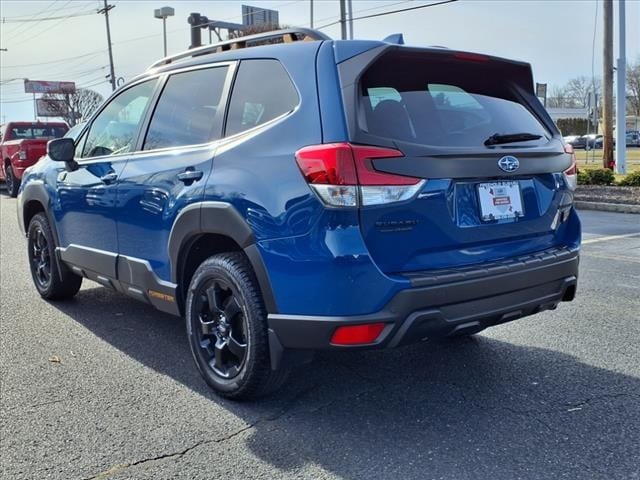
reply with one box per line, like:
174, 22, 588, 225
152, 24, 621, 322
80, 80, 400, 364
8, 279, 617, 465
330, 323, 386, 346
563, 144, 577, 191
452, 52, 489, 63
295, 143, 425, 207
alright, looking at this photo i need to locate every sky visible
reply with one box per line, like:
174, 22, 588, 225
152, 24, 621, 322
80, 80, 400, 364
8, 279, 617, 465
1, 0, 639, 123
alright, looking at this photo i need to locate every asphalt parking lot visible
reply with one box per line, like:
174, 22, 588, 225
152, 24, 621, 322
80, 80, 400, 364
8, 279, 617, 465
1, 190, 639, 480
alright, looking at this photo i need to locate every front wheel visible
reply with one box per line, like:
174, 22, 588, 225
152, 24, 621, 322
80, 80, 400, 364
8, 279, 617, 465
27, 213, 82, 300
5, 165, 20, 197
185, 252, 289, 400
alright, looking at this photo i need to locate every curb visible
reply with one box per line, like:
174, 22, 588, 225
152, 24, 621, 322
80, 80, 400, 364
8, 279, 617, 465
575, 201, 640, 214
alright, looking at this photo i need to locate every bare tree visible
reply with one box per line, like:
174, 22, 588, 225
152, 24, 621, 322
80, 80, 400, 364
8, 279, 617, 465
562, 76, 601, 108
627, 57, 640, 117
547, 85, 568, 108
41, 88, 104, 127
564, 76, 589, 107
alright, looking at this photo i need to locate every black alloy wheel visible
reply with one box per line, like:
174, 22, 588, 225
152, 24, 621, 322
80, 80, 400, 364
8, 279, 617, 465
29, 224, 52, 290
186, 253, 290, 399
194, 279, 248, 379
27, 213, 82, 300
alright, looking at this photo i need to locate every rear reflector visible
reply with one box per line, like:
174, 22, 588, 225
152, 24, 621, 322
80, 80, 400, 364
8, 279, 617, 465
295, 143, 424, 207
330, 323, 386, 346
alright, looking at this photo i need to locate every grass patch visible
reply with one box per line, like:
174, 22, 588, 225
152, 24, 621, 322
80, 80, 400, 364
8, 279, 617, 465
575, 148, 640, 176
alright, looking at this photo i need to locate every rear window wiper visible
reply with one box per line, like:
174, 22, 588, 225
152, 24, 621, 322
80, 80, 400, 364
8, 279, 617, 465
484, 132, 543, 146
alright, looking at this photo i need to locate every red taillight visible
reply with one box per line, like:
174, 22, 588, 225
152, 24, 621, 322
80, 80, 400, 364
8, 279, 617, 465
563, 144, 577, 190
564, 162, 577, 176
452, 52, 489, 63
351, 145, 418, 186
294, 143, 357, 185
295, 142, 419, 186
295, 143, 424, 207
330, 323, 386, 346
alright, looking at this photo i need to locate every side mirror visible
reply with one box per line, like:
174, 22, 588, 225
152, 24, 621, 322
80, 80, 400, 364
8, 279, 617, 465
47, 138, 75, 162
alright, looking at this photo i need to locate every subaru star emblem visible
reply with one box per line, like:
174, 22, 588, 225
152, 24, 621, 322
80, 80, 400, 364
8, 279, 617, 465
498, 155, 520, 172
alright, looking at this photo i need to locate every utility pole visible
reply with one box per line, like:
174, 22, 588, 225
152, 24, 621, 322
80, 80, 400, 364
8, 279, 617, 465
615, 0, 627, 174
99, 0, 116, 92
339, 0, 347, 40
310, 0, 314, 28
602, 0, 614, 169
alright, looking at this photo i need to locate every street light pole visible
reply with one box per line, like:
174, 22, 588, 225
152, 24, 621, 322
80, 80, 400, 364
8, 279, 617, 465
154, 7, 175, 57
163, 17, 168, 56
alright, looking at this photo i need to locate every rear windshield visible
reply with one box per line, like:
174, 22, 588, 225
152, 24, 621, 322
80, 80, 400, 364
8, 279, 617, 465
8, 125, 68, 140
359, 52, 549, 148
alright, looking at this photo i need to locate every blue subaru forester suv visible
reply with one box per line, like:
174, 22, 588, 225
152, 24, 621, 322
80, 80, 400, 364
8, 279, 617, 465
18, 29, 580, 399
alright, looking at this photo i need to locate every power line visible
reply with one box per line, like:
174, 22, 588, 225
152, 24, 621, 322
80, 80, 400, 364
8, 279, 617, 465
2, 10, 96, 23
7, 0, 75, 45
27, 1, 87, 44
0, 98, 34, 104
1, 50, 105, 69
1, 0, 60, 37
310, 0, 413, 29
317, 0, 458, 29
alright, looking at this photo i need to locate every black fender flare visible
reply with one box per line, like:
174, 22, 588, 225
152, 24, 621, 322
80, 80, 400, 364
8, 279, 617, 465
168, 201, 278, 313
19, 181, 59, 244
19, 180, 67, 281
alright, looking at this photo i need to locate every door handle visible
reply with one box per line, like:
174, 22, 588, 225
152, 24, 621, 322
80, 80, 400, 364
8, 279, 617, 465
177, 169, 203, 183
100, 172, 118, 184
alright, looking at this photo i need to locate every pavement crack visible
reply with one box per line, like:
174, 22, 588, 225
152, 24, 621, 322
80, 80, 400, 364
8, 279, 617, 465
563, 392, 639, 409
82, 440, 206, 480
83, 410, 290, 480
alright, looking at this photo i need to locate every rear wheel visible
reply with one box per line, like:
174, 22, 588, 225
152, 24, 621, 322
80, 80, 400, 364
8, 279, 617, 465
27, 213, 82, 300
185, 252, 289, 400
5, 165, 20, 197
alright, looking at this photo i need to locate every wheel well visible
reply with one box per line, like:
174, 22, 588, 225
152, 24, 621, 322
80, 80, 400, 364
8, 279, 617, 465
23, 200, 45, 232
177, 233, 243, 313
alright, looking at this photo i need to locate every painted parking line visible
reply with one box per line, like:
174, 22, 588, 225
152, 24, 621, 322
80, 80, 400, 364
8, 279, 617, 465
582, 251, 640, 264
582, 232, 640, 245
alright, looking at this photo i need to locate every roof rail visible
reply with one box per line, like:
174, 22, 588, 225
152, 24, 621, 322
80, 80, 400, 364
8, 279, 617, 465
148, 28, 331, 70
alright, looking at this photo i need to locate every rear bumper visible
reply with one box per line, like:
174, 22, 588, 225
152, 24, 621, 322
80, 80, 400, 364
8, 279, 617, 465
268, 247, 579, 356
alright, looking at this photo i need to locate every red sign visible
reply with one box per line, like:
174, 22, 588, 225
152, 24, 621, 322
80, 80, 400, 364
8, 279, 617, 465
24, 80, 76, 94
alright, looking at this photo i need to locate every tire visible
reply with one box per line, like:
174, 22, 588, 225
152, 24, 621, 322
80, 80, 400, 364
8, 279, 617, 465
185, 252, 289, 400
27, 213, 82, 300
5, 165, 20, 197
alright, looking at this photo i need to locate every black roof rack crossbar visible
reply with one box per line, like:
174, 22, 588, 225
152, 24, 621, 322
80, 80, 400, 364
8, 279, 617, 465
148, 28, 331, 70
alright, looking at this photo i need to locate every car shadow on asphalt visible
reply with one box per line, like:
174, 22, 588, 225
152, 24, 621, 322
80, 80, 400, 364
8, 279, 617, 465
51, 285, 639, 480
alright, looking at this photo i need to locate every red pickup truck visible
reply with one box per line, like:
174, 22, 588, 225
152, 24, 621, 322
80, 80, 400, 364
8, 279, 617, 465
1, 121, 68, 197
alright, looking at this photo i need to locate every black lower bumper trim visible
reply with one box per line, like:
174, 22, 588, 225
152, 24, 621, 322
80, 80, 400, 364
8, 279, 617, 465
268, 250, 579, 353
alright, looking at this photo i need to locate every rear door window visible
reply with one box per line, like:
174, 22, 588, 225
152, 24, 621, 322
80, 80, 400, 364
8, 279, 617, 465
143, 66, 229, 150
359, 52, 549, 148
225, 59, 298, 136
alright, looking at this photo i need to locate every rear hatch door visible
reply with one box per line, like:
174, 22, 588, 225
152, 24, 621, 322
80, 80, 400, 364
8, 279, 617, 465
338, 47, 573, 273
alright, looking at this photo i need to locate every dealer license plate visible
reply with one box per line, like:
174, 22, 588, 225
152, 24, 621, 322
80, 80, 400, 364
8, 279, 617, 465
477, 181, 524, 221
